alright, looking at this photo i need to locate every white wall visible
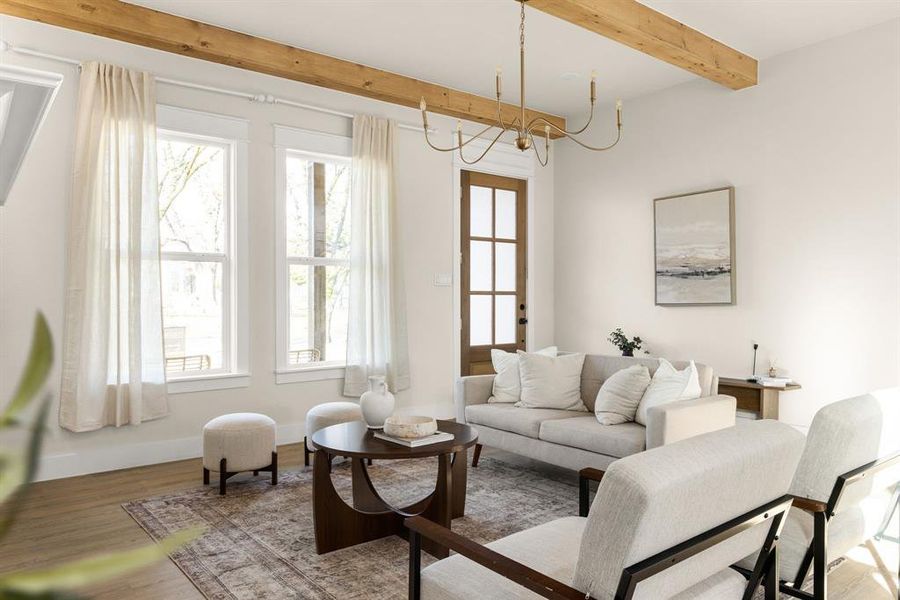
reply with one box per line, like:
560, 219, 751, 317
554, 19, 900, 427
0, 17, 555, 479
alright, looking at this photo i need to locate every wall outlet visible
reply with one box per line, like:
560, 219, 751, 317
433, 273, 452, 287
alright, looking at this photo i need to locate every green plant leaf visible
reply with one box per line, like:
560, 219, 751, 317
0, 452, 26, 507
1, 314, 53, 427
0, 526, 203, 594
0, 393, 52, 538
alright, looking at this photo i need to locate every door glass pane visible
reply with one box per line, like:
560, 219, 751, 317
495, 189, 516, 239
470, 241, 493, 291
495, 295, 516, 345
158, 138, 227, 254
470, 185, 492, 237
470, 295, 492, 346
495, 242, 516, 292
161, 260, 224, 371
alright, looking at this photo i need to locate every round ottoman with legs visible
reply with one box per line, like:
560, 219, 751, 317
304, 402, 363, 467
203, 413, 277, 495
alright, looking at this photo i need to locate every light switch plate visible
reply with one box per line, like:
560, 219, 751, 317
433, 273, 452, 287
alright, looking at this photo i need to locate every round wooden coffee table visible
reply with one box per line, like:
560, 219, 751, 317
311, 419, 478, 559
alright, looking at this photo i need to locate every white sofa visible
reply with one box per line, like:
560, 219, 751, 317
456, 354, 737, 471
408, 420, 806, 599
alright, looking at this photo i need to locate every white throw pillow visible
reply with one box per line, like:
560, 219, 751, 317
489, 346, 558, 403
594, 364, 652, 425
635, 358, 702, 426
516, 351, 587, 411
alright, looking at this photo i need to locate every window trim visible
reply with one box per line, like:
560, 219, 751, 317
157, 105, 250, 391
274, 125, 352, 382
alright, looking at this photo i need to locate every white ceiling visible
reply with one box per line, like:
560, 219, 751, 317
125, 0, 900, 117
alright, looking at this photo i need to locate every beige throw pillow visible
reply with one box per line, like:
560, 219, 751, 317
635, 358, 702, 426
516, 351, 587, 411
489, 346, 558, 403
594, 364, 652, 425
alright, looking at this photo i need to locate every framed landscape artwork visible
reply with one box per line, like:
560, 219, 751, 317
654, 187, 735, 306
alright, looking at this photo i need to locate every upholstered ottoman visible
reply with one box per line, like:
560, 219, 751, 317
304, 402, 363, 467
203, 413, 277, 495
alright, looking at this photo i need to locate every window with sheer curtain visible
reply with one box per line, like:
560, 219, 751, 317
156, 105, 249, 392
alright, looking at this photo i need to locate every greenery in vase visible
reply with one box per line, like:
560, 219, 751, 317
607, 328, 647, 356
0, 314, 202, 599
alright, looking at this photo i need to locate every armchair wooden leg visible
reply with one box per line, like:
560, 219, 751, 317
471, 443, 483, 467
203, 467, 209, 485
409, 530, 422, 600
813, 511, 827, 600
303, 436, 310, 467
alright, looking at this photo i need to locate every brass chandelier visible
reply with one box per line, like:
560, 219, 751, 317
419, 0, 622, 166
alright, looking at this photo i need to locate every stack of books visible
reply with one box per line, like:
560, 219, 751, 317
374, 430, 455, 447
756, 376, 794, 388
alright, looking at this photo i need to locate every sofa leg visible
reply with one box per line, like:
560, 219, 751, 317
471, 443, 483, 468
271, 451, 278, 485
303, 436, 310, 467
203, 467, 209, 485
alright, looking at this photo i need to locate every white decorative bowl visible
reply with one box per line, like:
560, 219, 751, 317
383, 416, 438, 439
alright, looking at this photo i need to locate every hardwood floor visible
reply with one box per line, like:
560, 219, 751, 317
0, 444, 896, 599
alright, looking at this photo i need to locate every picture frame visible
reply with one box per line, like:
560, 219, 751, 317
654, 186, 736, 306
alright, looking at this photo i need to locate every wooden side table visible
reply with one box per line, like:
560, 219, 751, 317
717, 377, 801, 419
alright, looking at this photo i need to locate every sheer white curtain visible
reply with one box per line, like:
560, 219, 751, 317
343, 115, 410, 396
59, 62, 168, 432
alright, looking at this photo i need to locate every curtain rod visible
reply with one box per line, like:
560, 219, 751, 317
0, 40, 434, 133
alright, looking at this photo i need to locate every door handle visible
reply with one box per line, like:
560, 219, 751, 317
518, 318, 528, 325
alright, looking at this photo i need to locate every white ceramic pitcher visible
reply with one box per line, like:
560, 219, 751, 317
359, 375, 395, 429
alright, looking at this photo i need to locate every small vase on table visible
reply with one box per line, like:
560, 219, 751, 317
360, 375, 395, 430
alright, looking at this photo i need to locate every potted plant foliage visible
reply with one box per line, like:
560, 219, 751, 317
607, 327, 646, 357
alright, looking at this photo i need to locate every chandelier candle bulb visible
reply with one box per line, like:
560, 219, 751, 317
590, 70, 597, 103
496, 67, 502, 97
419, 97, 426, 112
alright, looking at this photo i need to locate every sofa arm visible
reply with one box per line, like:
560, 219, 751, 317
454, 375, 495, 423
645, 394, 737, 449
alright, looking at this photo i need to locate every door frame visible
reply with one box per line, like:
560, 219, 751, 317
452, 137, 536, 382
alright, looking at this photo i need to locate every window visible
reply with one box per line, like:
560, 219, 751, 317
275, 127, 352, 383
157, 105, 249, 392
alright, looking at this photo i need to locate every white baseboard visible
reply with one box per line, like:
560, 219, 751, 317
36, 423, 306, 482
35, 403, 453, 482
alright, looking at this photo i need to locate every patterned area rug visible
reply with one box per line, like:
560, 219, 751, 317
124, 456, 825, 599
123, 457, 579, 599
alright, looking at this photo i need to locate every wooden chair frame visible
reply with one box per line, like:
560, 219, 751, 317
778, 451, 900, 600
407, 466, 792, 600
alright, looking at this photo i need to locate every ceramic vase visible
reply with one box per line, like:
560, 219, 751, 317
360, 375, 395, 429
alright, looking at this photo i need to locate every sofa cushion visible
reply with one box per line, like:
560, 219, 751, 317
421, 517, 585, 600
539, 417, 646, 458
594, 364, 651, 425
465, 404, 582, 439
635, 359, 702, 426
580, 355, 714, 412
516, 351, 587, 411
490, 346, 557, 403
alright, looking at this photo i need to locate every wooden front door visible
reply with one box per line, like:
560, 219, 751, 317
460, 171, 527, 376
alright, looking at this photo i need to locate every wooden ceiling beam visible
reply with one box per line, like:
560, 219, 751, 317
0, 0, 567, 137
527, 0, 758, 90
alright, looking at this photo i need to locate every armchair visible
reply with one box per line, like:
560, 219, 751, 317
744, 390, 900, 600
407, 420, 806, 600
